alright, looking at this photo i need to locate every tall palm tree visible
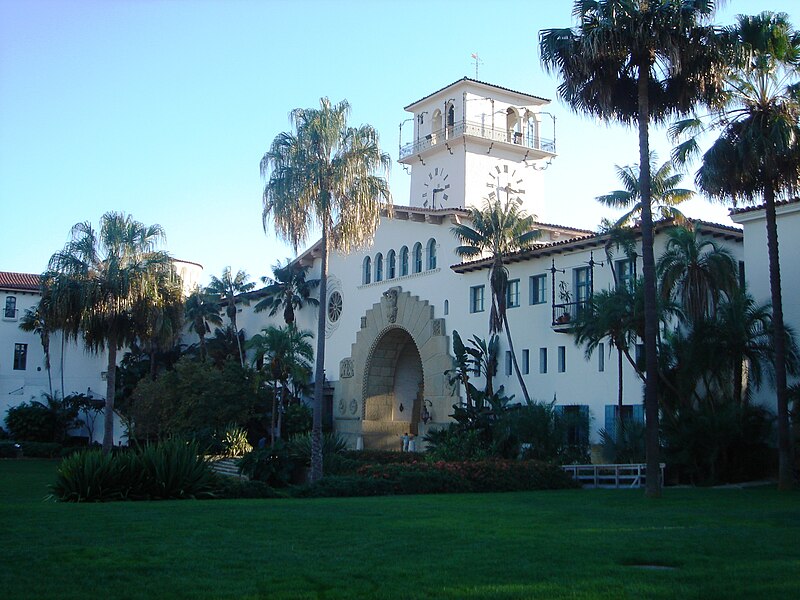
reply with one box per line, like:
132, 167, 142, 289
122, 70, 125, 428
136, 277, 184, 380
47, 212, 172, 452
452, 197, 539, 404
673, 12, 800, 489
540, 1, 726, 497
247, 325, 314, 446
596, 156, 694, 228
657, 225, 738, 325
254, 259, 320, 326
184, 287, 223, 362
261, 97, 391, 481
19, 303, 53, 396
207, 267, 255, 368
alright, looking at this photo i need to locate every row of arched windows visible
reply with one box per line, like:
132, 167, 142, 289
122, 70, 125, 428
362, 239, 437, 284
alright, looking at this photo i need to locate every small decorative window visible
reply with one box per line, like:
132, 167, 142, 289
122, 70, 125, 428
558, 346, 566, 373
507, 279, 520, 308
444, 299, 449, 315
522, 349, 530, 375
400, 246, 409, 276
539, 348, 547, 374
327, 291, 343, 323
13, 343, 27, 370
529, 275, 546, 305
413, 243, 423, 274
375, 253, 383, 282
427, 239, 437, 270
598, 342, 605, 372
387, 250, 396, 279
362, 257, 371, 285
4, 296, 17, 319
470, 285, 485, 313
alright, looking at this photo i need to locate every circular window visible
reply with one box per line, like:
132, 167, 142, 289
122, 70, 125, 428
327, 291, 343, 323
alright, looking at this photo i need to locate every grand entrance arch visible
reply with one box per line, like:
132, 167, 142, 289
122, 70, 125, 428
333, 286, 457, 450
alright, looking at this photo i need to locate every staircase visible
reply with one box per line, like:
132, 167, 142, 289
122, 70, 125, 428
207, 457, 247, 479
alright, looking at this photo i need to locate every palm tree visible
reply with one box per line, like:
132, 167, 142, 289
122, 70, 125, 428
540, 1, 726, 497
19, 303, 53, 396
207, 267, 255, 368
46, 212, 172, 452
673, 12, 800, 489
247, 325, 314, 446
452, 197, 539, 404
184, 287, 223, 362
137, 278, 184, 380
254, 259, 320, 326
596, 156, 694, 228
657, 225, 738, 325
261, 97, 391, 481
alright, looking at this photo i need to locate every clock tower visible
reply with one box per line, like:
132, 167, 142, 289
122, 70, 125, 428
398, 78, 556, 219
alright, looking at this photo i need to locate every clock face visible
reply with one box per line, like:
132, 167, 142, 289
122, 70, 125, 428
486, 164, 525, 204
422, 167, 450, 209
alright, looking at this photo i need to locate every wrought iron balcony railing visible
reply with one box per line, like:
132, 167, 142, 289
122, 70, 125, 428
399, 120, 555, 160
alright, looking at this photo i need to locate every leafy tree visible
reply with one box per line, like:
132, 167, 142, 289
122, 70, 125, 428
596, 155, 693, 227
541, 0, 726, 497
18, 303, 53, 396
184, 287, 223, 362
207, 268, 255, 367
452, 197, 539, 403
261, 97, 391, 481
672, 12, 800, 489
247, 325, 313, 446
136, 274, 184, 380
46, 212, 173, 452
445, 330, 499, 410
254, 259, 320, 326
657, 225, 738, 324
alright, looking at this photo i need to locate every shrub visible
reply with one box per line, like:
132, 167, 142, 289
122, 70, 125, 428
340, 449, 422, 465
599, 421, 646, 464
288, 432, 348, 468
214, 478, 286, 499
4, 394, 80, 443
284, 403, 312, 438
220, 424, 252, 457
50, 440, 217, 502
18, 441, 62, 458
238, 441, 295, 487
0, 441, 21, 458
424, 427, 492, 462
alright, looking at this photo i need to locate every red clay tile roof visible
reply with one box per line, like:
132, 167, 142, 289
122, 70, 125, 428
0, 271, 41, 292
729, 197, 800, 216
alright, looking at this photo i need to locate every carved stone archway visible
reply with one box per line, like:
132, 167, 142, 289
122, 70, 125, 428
333, 286, 456, 449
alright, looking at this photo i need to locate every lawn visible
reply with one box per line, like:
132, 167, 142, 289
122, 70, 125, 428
1, 460, 798, 599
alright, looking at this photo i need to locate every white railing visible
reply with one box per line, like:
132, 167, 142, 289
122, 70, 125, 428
561, 463, 665, 489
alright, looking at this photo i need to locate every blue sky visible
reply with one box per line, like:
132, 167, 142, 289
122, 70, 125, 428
2, 0, 798, 285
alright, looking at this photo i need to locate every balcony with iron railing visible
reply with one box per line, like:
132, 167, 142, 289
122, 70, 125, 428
552, 300, 590, 331
399, 120, 556, 160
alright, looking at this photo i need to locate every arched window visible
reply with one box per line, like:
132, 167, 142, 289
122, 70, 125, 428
375, 253, 383, 282
387, 249, 396, 279
427, 238, 437, 270
526, 112, 539, 148
400, 246, 409, 276
444, 299, 449, 315
363, 256, 371, 285
413, 242, 423, 274
507, 107, 521, 144
432, 110, 442, 134
446, 103, 455, 138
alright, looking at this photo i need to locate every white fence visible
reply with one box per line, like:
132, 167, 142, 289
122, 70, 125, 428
562, 463, 666, 489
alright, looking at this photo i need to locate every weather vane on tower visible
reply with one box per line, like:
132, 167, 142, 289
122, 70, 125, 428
471, 53, 483, 79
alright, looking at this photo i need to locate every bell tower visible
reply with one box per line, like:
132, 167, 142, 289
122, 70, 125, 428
398, 78, 556, 220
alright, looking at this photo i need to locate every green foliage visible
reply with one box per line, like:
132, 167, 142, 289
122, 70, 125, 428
50, 439, 217, 502
220, 423, 252, 457
237, 441, 294, 487
599, 421, 646, 464
212, 477, 286, 499
0, 441, 21, 458
662, 400, 774, 485
423, 428, 492, 462
18, 441, 63, 458
124, 357, 265, 442
4, 394, 80, 443
283, 403, 312, 438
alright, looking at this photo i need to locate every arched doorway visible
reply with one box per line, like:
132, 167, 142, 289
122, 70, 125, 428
362, 327, 423, 449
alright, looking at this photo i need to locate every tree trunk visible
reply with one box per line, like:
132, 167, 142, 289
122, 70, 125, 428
199, 330, 207, 362
502, 312, 531, 403
310, 222, 329, 482
638, 58, 662, 498
270, 383, 277, 448
102, 334, 118, 454
231, 302, 245, 367
617, 345, 624, 429
764, 184, 793, 490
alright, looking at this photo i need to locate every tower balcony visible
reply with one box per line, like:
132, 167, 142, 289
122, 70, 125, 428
399, 119, 556, 163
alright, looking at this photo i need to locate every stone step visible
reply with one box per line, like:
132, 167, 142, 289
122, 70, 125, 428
208, 457, 247, 479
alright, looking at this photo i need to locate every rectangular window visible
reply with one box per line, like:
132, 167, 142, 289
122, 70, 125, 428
559, 405, 590, 447
604, 404, 645, 441
529, 274, 547, 305
522, 349, 530, 375
505, 351, 512, 376
13, 343, 27, 370
598, 342, 605, 372
738, 260, 746, 290
507, 279, 520, 308
4, 296, 17, 319
539, 348, 548, 374
470, 285, 485, 313
574, 267, 591, 305
616, 259, 636, 291
557, 346, 566, 373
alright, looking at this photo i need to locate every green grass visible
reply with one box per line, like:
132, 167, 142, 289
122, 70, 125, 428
1, 460, 799, 599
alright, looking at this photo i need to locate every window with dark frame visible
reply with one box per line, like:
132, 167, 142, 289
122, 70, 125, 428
507, 279, 520, 308
13, 343, 27, 370
529, 274, 547, 305
470, 285, 485, 313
